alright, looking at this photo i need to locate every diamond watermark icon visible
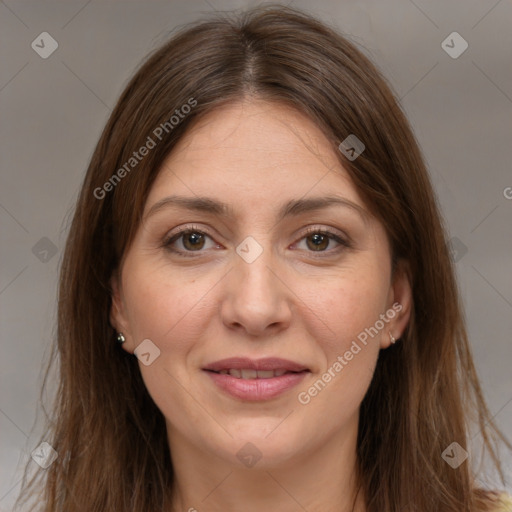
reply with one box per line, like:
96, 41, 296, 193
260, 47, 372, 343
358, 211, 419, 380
134, 339, 161, 366
441, 32, 468, 59
32, 237, 58, 263
31, 442, 58, 469
441, 442, 468, 468
447, 237, 468, 263
338, 134, 365, 161
236, 442, 262, 468
31, 32, 59, 59
236, 236, 263, 264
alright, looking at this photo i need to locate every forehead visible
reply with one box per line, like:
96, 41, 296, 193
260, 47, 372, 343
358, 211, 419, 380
145, 98, 367, 218
162, 99, 338, 170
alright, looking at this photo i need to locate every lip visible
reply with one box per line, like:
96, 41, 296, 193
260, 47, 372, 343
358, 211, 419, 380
203, 357, 309, 372
202, 357, 310, 401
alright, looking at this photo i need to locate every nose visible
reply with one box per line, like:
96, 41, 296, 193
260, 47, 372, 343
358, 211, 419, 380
220, 247, 292, 337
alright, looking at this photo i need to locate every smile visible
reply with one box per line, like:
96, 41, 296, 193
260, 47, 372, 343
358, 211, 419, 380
212, 368, 293, 379
202, 357, 310, 401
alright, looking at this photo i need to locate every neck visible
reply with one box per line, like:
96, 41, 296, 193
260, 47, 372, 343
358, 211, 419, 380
167, 418, 366, 512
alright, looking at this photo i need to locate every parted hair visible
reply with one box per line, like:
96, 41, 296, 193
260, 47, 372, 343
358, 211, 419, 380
17, 5, 510, 511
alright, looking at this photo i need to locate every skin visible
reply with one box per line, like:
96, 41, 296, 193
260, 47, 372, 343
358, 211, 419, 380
111, 98, 412, 512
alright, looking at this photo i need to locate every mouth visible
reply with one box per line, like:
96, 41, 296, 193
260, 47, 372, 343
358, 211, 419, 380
202, 357, 311, 401
203, 356, 310, 373
205, 368, 306, 379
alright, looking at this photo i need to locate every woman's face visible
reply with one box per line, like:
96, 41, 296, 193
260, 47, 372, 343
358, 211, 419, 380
111, 99, 411, 469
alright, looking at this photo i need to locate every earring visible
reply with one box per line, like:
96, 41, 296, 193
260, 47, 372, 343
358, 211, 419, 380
389, 332, 396, 344
117, 332, 126, 344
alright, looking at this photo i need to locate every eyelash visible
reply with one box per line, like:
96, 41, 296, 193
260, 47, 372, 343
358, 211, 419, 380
162, 224, 351, 258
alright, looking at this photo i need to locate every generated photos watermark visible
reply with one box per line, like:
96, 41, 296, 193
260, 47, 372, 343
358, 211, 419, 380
93, 97, 197, 200
31, 441, 58, 469
298, 301, 402, 405
441, 441, 469, 468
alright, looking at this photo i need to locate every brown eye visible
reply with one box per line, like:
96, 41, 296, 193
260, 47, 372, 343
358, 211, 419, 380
294, 228, 350, 255
182, 232, 206, 251
306, 233, 330, 251
164, 228, 218, 255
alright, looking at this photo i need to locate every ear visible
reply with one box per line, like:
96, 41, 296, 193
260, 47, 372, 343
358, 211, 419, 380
110, 272, 131, 348
383, 258, 413, 348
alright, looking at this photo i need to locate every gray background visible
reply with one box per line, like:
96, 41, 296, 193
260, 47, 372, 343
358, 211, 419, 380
1, 0, 511, 509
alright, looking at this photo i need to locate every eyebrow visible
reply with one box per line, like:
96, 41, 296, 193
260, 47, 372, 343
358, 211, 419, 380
145, 194, 370, 224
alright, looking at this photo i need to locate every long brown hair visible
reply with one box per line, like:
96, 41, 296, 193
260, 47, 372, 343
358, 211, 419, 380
16, 5, 510, 511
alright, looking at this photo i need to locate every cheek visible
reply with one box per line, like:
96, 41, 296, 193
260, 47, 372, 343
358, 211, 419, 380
295, 286, 382, 428
121, 265, 218, 430
292, 266, 387, 409
122, 261, 219, 345
298, 265, 389, 352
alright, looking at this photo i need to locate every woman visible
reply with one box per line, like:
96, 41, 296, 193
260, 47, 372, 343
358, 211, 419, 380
17, 5, 511, 512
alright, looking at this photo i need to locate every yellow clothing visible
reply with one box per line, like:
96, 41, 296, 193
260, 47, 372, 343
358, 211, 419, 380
496, 493, 512, 511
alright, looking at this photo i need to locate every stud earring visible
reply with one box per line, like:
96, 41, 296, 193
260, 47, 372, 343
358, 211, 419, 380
117, 332, 126, 344
389, 332, 396, 344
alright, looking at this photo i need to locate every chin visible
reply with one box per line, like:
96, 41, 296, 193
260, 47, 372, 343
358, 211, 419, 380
213, 422, 310, 468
